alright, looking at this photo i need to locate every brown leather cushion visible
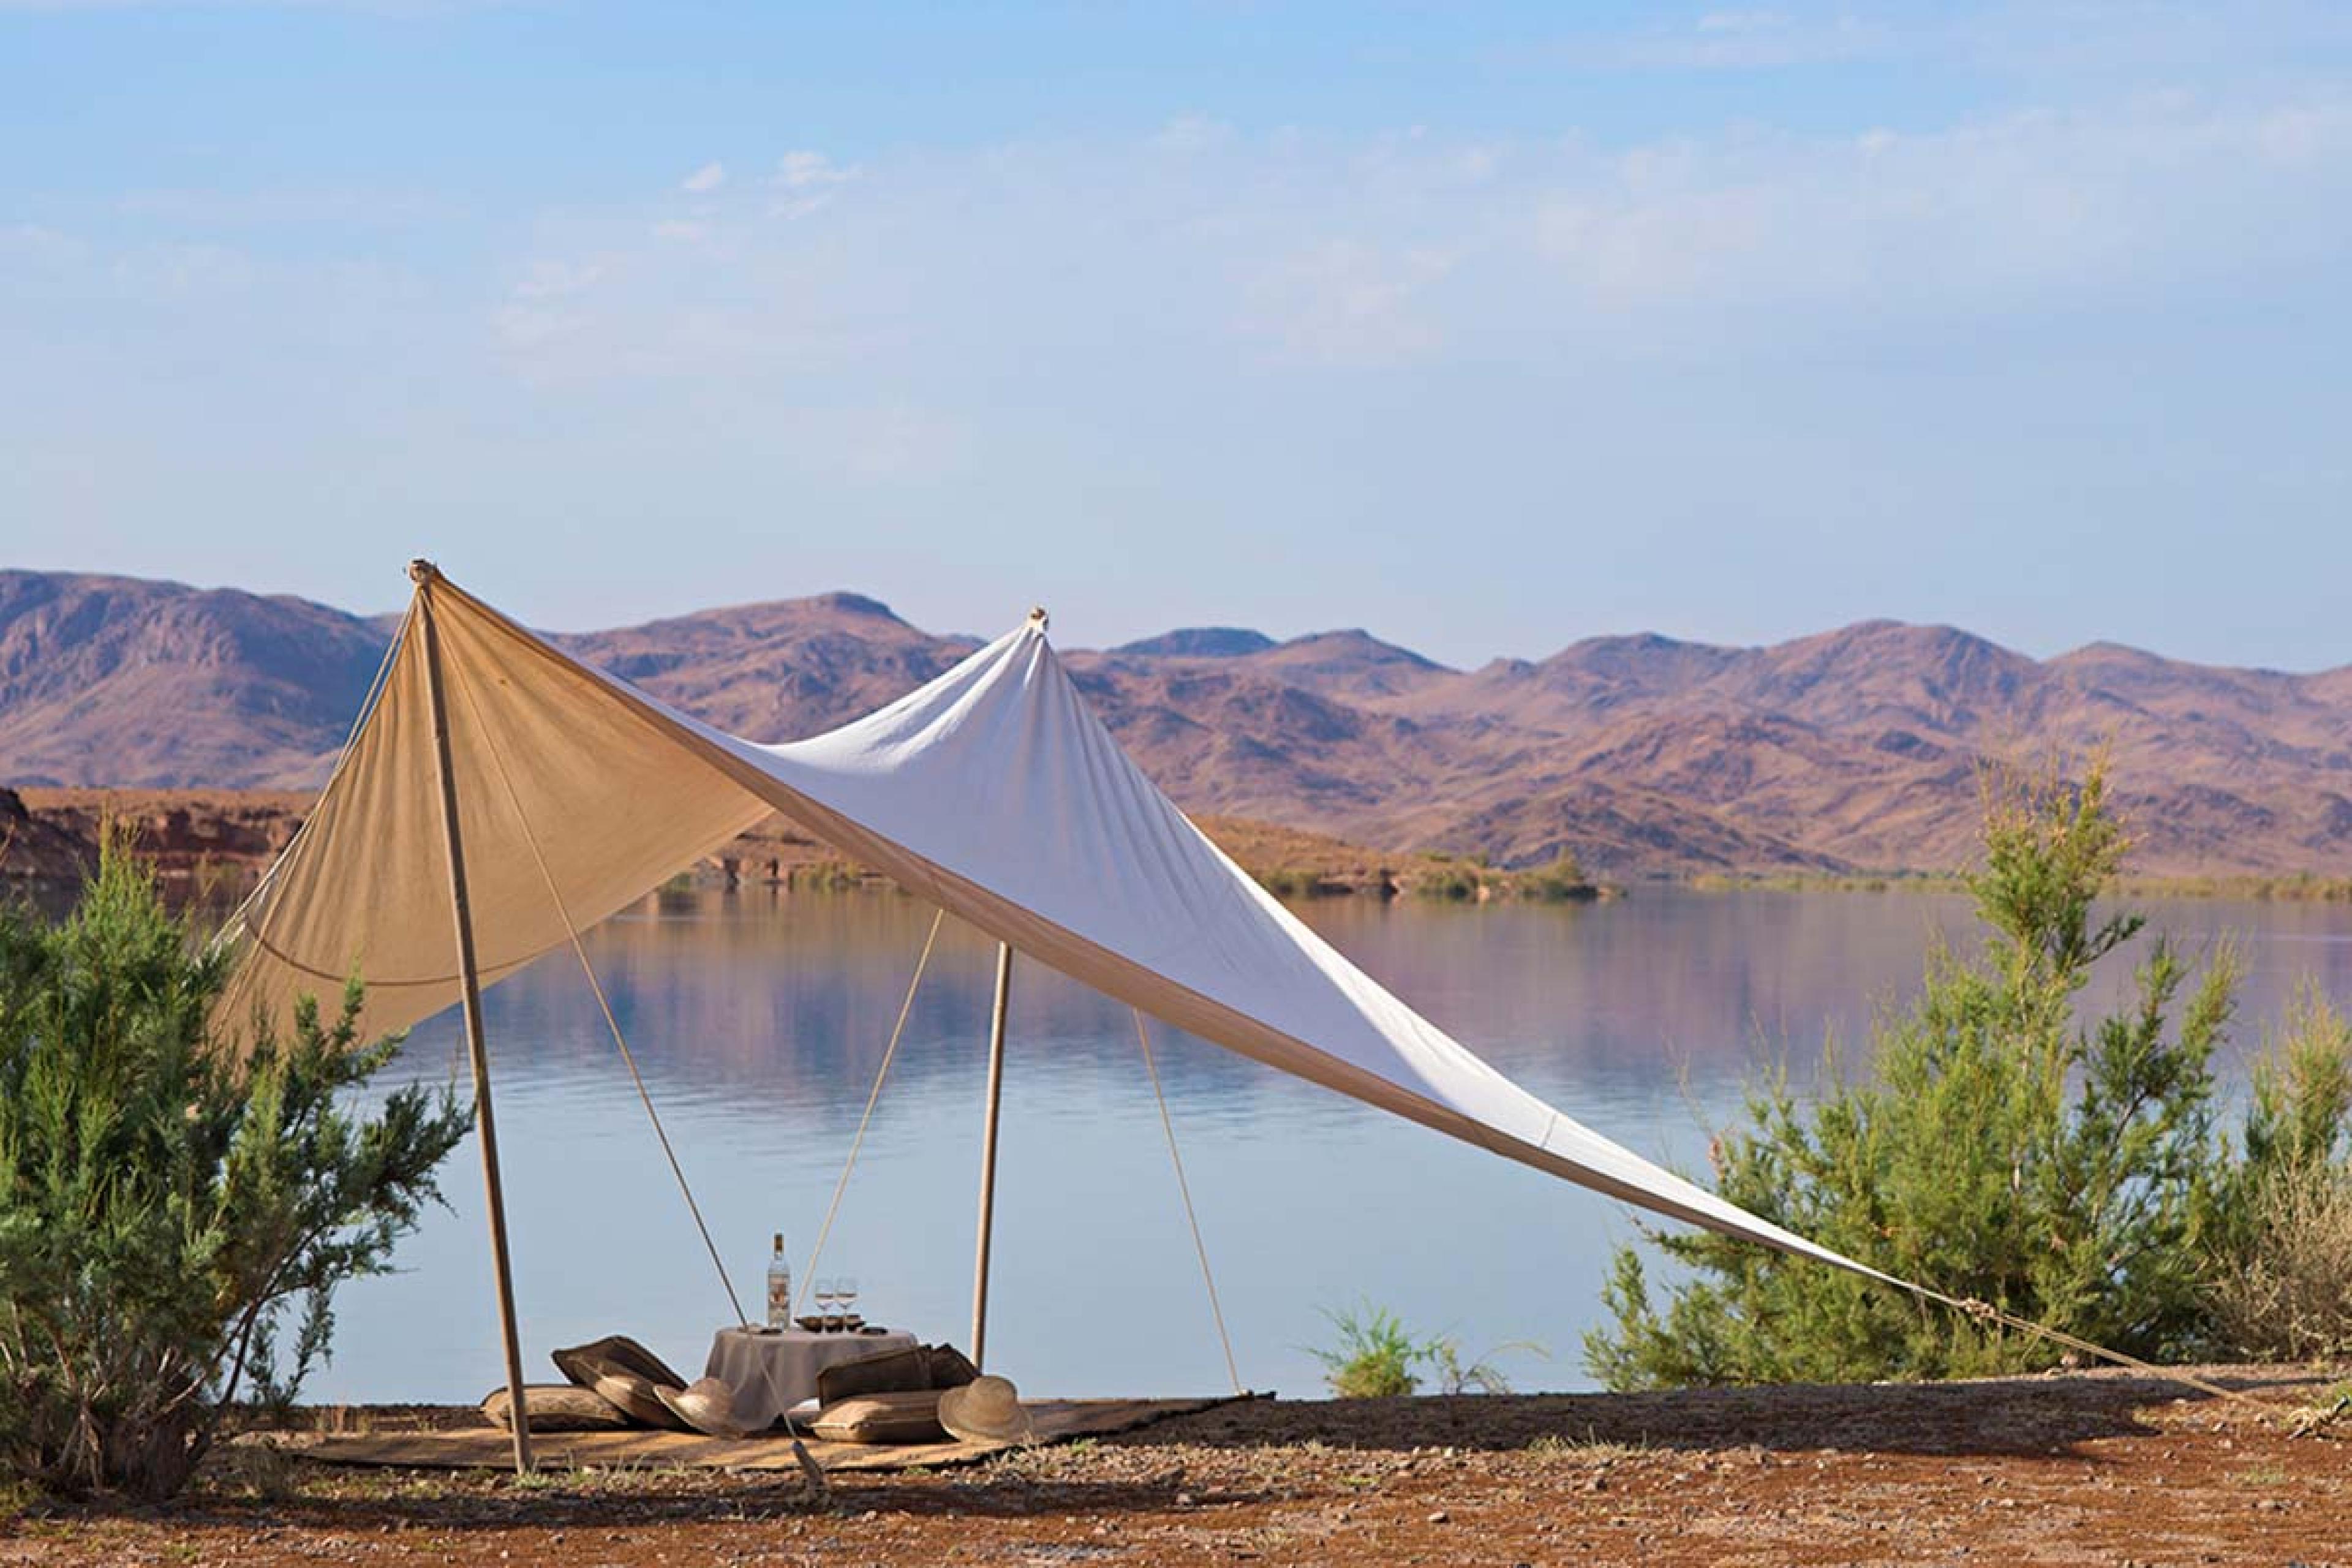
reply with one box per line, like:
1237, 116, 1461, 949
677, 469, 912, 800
551, 1334, 688, 1393
809, 1389, 947, 1445
480, 1384, 631, 1433
816, 1344, 928, 1404
924, 1343, 980, 1390
593, 1370, 693, 1431
815, 1341, 983, 1406
548, 1334, 692, 1430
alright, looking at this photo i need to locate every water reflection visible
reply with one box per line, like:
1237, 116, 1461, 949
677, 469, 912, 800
320, 888, 2352, 1406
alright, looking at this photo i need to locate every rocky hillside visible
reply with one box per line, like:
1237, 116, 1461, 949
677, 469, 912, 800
5, 569, 2350, 880
0, 572, 390, 788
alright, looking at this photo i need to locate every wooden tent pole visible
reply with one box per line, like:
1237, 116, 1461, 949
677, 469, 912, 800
970, 941, 1013, 1367
410, 560, 534, 1475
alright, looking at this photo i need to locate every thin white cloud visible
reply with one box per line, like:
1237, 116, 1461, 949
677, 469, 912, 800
680, 162, 726, 194
1253, 240, 1460, 366
775, 150, 854, 190
471, 94, 2352, 390
769, 151, 858, 221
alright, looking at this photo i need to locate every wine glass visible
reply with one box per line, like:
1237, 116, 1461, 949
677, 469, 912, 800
835, 1274, 859, 1329
812, 1277, 837, 1332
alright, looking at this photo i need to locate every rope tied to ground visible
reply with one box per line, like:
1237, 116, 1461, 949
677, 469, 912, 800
1134, 1010, 1245, 1396
1912, 1286, 2268, 1415
796, 908, 945, 1317
448, 652, 752, 1328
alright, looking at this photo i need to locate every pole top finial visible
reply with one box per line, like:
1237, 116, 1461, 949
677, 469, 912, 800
1027, 605, 1049, 632
408, 559, 442, 586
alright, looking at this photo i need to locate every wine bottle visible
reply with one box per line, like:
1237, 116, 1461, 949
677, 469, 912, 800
766, 1232, 792, 1329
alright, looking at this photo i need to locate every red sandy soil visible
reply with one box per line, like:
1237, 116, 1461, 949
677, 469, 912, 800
4, 1365, 2346, 1566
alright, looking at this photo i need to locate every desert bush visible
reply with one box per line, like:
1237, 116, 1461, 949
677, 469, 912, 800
1412, 862, 1482, 902
2205, 984, 2352, 1359
0, 838, 469, 1499
1431, 1336, 1547, 1395
1311, 1302, 1438, 1397
1586, 758, 2248, 1389
2209, 1162, 2352, 1360
1256, 867, 1324, 900
1312, 1303, 1544, 1397
1518, 853, 1593, 903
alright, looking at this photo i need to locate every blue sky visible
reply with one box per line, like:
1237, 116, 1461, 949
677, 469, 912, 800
4, 2, 2350, 668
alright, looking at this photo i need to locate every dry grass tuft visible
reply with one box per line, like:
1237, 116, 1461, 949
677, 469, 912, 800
2211, 1164, 2352, 1362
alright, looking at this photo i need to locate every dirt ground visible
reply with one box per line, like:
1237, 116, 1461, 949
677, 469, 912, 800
3, 1365, 2347, 1567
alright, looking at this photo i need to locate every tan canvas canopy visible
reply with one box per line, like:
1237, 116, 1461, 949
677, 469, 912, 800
226, 567, 1879, 1273
219, 565, 1901, 1464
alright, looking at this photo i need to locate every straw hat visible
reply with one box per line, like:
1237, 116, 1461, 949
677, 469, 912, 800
657, 1376, 751, 1440
936, 1373, 1035, 1444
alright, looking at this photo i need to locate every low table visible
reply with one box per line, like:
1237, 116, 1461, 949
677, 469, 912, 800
706, 1326, 919, 1431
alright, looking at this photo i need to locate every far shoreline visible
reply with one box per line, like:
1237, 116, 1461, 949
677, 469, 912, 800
1686, 868, 2352, 902
11, 785, 2351, 905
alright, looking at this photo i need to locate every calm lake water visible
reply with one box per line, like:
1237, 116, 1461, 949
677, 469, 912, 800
315, 886, 2352, 1407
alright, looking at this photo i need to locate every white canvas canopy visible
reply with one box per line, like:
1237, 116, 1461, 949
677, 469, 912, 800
222, 568, 1890, 1288
224, 564, 1921, 1468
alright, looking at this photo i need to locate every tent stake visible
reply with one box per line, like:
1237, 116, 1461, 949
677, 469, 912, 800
412, 562, 534, 1476
970, 941, 1013, 1368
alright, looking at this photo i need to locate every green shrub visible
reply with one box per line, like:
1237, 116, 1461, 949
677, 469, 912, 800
1256, 867, 1322, 901
1412, 861, 1481, 902
1311, 1302, 1438, 1397
1432, 1336, 1548, 1395
2208, 1161, 2352, 1360
2205, 985, 2352, 1359
1585, 759, 2250, 1389
1311, 1303, 1544, 1396
0, 838, 469, 1499
1519, 852, 1593, 903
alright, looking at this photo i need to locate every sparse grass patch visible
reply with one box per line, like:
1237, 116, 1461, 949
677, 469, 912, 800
2210, 1164, 2352, 1361
1311, 1302, 1438, 1397
788, 859, 864, 892
2290, 1381, 2351, 1438
1524, 1427, 1649, 1461
1433, 1337, 1548, 1395
2207, 985, 2352, 1362
1310, 1303, 1544, 1398
0, 1476, 40, 1524
211, 1442, 300, 1503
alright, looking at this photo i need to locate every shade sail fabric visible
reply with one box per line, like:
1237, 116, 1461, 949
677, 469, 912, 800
219, 571, 1891, 1285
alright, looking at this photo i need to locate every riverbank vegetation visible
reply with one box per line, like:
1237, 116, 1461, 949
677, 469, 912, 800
1588, 760, 2352, 1390
0, 839, 467, 1500
1310, 1302, 1545, 1398
1689, 867, 2352, 902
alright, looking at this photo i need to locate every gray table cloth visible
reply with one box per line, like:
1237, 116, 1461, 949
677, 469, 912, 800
704, 1327, 919, 1430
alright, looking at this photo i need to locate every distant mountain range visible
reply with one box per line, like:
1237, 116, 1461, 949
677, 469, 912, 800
6, 567, 2352, 879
